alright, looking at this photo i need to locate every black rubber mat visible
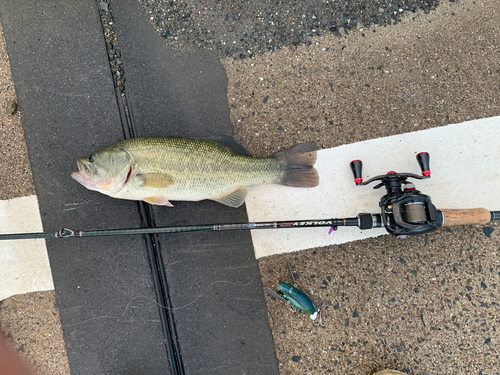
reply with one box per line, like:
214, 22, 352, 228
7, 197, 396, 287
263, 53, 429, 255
0, 1, 169, 374
113, 0, 279, 373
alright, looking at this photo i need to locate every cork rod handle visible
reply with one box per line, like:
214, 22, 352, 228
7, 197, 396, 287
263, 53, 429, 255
440, 208, 491, 227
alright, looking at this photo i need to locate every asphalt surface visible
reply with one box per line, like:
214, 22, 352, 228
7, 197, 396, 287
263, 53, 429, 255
137, 0, 439, 57
0, 0, 499, 374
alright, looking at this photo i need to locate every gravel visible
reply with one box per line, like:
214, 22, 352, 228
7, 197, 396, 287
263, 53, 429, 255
137, 0, 440, 58
97, 0, 126, 92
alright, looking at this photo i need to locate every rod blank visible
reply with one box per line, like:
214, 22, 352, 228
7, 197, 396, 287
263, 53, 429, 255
0, 210, 498, 241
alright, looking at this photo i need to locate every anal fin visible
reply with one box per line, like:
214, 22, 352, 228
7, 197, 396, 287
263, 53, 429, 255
211, 187, 248, 208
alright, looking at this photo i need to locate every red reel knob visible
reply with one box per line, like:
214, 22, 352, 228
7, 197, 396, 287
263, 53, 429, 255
416, 152, 430, 177
350, 160, 363, 185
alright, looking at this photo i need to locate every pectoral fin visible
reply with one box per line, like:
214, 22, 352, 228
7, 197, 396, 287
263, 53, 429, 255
212, 187, 247, 207
136, 173, 174, 188
143, 196, 174, 207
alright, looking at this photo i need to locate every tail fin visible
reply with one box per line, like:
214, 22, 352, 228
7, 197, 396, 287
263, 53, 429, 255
275, 142, 319, 187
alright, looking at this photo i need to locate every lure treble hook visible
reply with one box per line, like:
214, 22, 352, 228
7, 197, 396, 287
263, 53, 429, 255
311, 300, 326, 327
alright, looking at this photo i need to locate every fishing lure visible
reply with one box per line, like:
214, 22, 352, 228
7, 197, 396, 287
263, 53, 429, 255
265, 263, 326, 326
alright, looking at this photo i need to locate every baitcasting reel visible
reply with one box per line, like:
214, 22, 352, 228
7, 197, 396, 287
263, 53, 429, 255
350, 152, 438, 237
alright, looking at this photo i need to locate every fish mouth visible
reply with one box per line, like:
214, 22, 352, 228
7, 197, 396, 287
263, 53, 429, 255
71, 161, 133, 194
71, 164, 101, 192
71, 159, 93, 185
71, 171, 84, 184
81, 160, 93, 176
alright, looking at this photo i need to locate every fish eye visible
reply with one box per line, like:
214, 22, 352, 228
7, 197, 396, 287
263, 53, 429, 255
88, 154, 97, 162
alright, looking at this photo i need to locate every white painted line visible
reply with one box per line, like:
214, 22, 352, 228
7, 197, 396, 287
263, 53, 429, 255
246, 116, 500, 258
0, 195, 54, 301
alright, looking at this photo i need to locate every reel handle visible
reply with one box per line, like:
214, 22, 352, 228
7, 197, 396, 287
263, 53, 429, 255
350, 160, 363, 185
416, 152, 430, 177
439, 208, 493, 227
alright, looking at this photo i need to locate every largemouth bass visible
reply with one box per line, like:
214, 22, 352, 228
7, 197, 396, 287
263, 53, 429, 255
71, 136, 318, 207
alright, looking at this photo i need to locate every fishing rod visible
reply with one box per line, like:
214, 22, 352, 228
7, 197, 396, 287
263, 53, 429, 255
1, 152, 499, 241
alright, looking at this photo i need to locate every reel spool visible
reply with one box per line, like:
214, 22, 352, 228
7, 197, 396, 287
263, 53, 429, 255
401, 202, 428, 224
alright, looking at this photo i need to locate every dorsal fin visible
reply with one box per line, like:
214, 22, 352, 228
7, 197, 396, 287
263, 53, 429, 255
203, 135, 252, 157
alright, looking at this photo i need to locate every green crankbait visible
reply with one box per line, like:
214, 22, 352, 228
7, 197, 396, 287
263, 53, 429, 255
276, 282, 316, 315
265, 263, 326, 326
